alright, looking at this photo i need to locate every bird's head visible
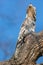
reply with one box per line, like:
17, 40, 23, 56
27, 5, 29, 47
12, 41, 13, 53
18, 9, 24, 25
26, 4, 36, 21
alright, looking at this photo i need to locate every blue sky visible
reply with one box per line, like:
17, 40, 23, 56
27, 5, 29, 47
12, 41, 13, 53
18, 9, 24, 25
0, 0, 43, 64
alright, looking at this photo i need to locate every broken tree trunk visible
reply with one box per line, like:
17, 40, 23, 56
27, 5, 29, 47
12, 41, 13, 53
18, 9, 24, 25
0, 31, 43, 65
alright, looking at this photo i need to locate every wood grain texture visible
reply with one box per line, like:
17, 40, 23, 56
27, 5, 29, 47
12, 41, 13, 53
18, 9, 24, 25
0, 31, 43, 65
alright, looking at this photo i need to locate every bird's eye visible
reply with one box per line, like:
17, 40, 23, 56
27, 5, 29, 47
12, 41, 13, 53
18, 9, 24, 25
32, 22, 35, 26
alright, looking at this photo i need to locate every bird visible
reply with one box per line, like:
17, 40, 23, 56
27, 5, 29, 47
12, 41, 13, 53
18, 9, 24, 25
17, 4, 36, 43
14, 4, 36, 59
